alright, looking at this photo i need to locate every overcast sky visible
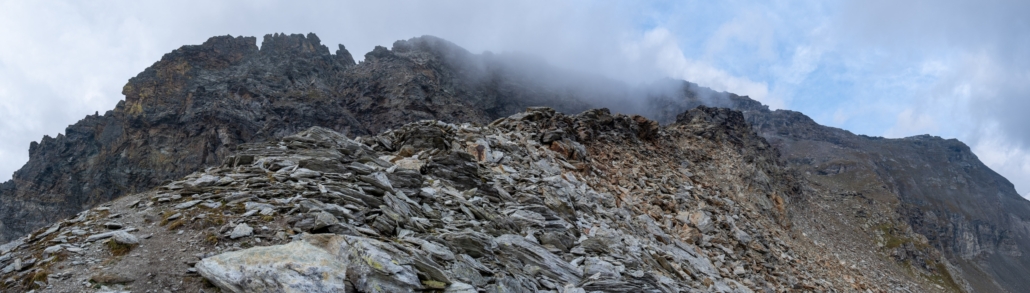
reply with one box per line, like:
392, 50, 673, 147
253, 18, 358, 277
1, 0, 1028, 197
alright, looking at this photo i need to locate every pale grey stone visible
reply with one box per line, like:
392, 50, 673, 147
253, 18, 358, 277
166, 212, 182, 221
175, 200, 203, 209
190, 174, 221, 188
494, 234, 582, 284
229, 223, 253, 239
582, 257, 619, 279
244, 202, 275, 211
43, 244, 64, 255
110, 231, 139, 245
201, 201, 223, 209
199, 234, 421, 293
86, 229, 137, 242
444, 282, 476, 293
196, 241, 349, 293
290, 168, 322, 179
360, 172, 394, 192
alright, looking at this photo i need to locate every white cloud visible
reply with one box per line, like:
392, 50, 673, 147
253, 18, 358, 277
764, 43, 824, 114
884, 108, 938, 138
703, 9, 776, 61
971, 123, 1030, 197
859, 50, 1030, 195
916, 52, 1030, 195
623, 28, 781, 109
0, 2, 160, 180
832, 108, 851, 125
832, 0, 1030, 194
778, 45, 823, 85
919, 59, 947, 76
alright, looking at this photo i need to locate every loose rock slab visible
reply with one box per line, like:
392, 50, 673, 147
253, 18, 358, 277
110, 231, 139, 245
198, 234, 422, 293
196, 241, 349, 293
229, 223, 253, 239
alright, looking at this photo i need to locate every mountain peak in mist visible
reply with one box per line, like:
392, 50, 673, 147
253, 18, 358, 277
0, 33, 1028, 292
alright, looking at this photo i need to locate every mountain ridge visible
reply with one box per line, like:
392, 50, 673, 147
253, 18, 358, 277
0, 32, 1027, 292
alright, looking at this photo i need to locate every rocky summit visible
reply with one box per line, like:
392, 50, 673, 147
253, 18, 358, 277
0, 33, 1029, 292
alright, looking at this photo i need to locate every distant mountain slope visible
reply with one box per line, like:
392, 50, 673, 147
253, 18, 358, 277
742, 110, 1030, 292
1, 33, 1028, 291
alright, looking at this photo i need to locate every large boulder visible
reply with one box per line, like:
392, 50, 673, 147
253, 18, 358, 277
197, 234, 422, 293
195, 240, 349, 293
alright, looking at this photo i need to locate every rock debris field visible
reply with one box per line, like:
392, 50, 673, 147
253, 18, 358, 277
0, 107, 897, 292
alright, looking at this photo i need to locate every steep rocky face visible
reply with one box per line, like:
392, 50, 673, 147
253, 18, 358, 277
0, 33, 354, 242
0, 108, 928, 292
